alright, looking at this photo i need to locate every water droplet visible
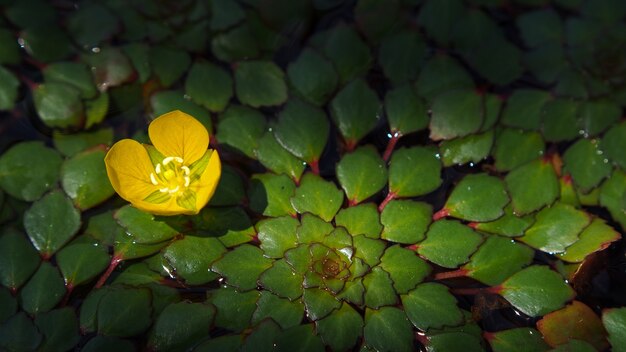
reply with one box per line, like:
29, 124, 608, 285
91, 46, 101, 53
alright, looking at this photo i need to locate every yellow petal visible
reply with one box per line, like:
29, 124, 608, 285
148, 110, 209, 164
105, 139, 157, 203
193, 149, 222, 211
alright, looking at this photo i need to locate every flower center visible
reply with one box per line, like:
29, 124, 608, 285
149, 156, 190, 194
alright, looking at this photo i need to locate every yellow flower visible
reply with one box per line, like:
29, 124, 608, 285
105, 110, 221, 215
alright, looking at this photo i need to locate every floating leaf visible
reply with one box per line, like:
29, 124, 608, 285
601, 121, 626, 170
380, 245, 431, 294
537, 301, 608, 350
505, 158, 559, 215
235, 61, 287, 108
0, 141, 62, 201
363, 307, 413, 352
61, 147, 114, 210
34, 82, 84, 129
162, 236, 226, 285
563, 139, 613, 193
96, 287, 153, 337
255, 132, 305, 181
517, 9, 563, 48
443, 173, 509, 222
559, 218, 621, 263
418, 220, 483, 269
209, 287, 259, 333
415, 54, 473, 99
388, 146, 442, 197
0, 287, 17, 323
486, 328, 549, 352
217, 105, 267, 158
578, 100, 621, 137
115, 205, 178, 244
603, 307, 626, 352
402, 282, 464, 330
150, 45, 191, 87
249, 173, 296, 217
56, 237, 110, 287
303, 287, 341, 320
185, 61, 233, 112
83, 47, 134, 90
385, 84, 428, 136
335, 203, 382, 239
0, 66, 19, 110
500, 89, 552, 130
353, 235, 385, 267
212, 244, 273, 291
600, 170, 626, 231
0, 29, 20, 65
252, 291, 304, 329
336, 145, 387, 205
424, 332, 484, 352
19, 26, 73, 63
24, 190, 80, 258
541, 99, 580, 142
211, 24, 260, 63
381, 200, 431, 244
462, 236, 534, 285
240, 320, 281, 352
499, 265, 575, 317
519, 202, 590, 253
149, 90, 213, 134
287, 48, 338, 106
315, 24, 372, 84
19, 262, 65, 314
379, 31, 427, 85
330, 79, 381, 147
259, 259, 303, 300
363, 267, 397, 309
210, 0, 245, 30
440, 130, 494, 167
430, 89, 483, 141
316, 303, 363, 351
275, 324, 324, 352
417, 0, 465, 46
257, 216, 299, 258
209, 165, 246, 206
34, 308, 80, 352
0, 228, 40, 290
44, 61, 97, 100
273, 98, 329, 164
193, 207, 255, 247
53, 128, 113, 157
66, 3, 119, 47
291, 173, 344, 222
0, 312, 42, 352
296, 214, 333, 244
147, 301, 216, 352
493, 129, 545, 172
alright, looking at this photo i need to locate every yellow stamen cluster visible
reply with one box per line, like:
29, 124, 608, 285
149, 156, 191, 195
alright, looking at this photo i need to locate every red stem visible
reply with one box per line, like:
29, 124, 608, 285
345, 139, 357, 152
452, 285, 501, 296
60, 283, 74, 307
434, 268, 469, 280
432, 208, 449, 221
94, 256, 122, 289
415, 332, 429, 346
378, 192, 396, 212
310, 159, 320, 175
383, 133, 400, 162
467, 222, 479, 229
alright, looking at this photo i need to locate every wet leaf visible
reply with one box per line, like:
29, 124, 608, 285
287, 48, 338, 106
56, 237, 110, 287
150, 45, 191, 88
418, 220, 483, 268
274, 98, 329, 164
303, 287, 341, 320
212, 244, 273, 291
537, 301, 608, 350
122, 43, 150, 83
417, 0, 465, 45
252, 291, 304, 329
34, 308, 80, 352
259, 259, 303, 300
601, 121, 626, 170
541, 99, 580, 142
430, 89, 483, 141
0, 312, 42, 351
217, 105, 267, 158
550, 339, 596, 352
19, 262, 65, 314
249, 173, 296, 217
0, 66, 19, 110
209, 165, 246, 206
316, 303, 363, 351
235, 61, 287, 107
209, 287, 259, 333
380, 245, 431, 294
499, 265, 575, 317
363, 307, 413, 352
330, 78, 381, 146
444, 173, 509, 222
559, 218, 621, 263
519, 202, 590, 253
424, 332, 484, 352
257, 216, 299, 258
564, 139, 613, 193
353, 235, 386, 267
241, 320, 281, 352
194, 335, 241, 351
363, 267, 397, 308
335, 203, 382, 239
379, 31, 427, 85
34, 82, 84, 129
337, 145, 387, 205
24, 190, 80, 257
53, 128, 113, 157
296, 214, 334, 244
162, 236, 226, 285
603, 307, 626, 351
500, 89, 552, 130
0, 287, 17, 323
0, 228, 40, 290
255, 132, 305, 181
148, 301, 215, 352
402, 282, 463, 330
493, 129, 545, 172
315, 24, 372, 84
385, 84, 428, 136
600, 170, 626, 231
97, 287, 153, 337
83, 47, 134, 90
211, 24, 260, 63
505, 158, 559, 215
193, 207, 255, 247
185, 61, 233, 112
61, 147, 114, 210
381, 200, 431, 244
486, 328, 549, 352
67, 3, 119, 47
115, 205, 178, 244
463, 236, 534, 285
0, 141, 62, 201
440, 130, 494, 167
578, 100, 621, 137
415, 54, 473, 99
388, 146, 442, 197
19, 26, 73, 62
275, 324, 324, 352
291, 173, 344, 222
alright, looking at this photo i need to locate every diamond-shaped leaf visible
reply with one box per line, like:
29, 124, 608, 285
185, 61, 233, 112
462, 236, 534, 286
162, 236, 226, 285
252, 291, 304, 329
217, 105, 267, 158
485, 328, 549, 352
493, 128, 545, 172
249, 173, 296, 217
212, 244, 273, 291
147, 301, 216, 352
291, 173, 344, 222
558, 218, 621, 263
363, 267, 397, 309
603, 307, 626, 352
430, 89, 483, 141
330, 78, 381, 147
537, 301, 608, 350
402, 282, 464, 330
303, 287, 341, 321
259, 259, 302, 300
19, 262, 65, 315
363, 307, 413, 352
336, 145, 387, 205
388, 146, 442, 198
418, 220, 483, 269
381, 200, 431, 244
235, 61, 287, 108
316, 303, 363, 352
61, 147, 114, 210
505, 158, 559, 215
257, 216, 299, 258
443, 173, 509, 222
385, 84, 428, 136
335, 203, 382, 239
440, 130, 494, 167
287, 48, 338, 106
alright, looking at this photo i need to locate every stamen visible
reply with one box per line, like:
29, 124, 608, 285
150, 173, 159, 186
184, 176, 190, 187
163, 157, 173, 165
174, 157, 183, 163
159, 187, 169, 193
181, 166, 190, 175
169, 186, 180, 193
155, 164, 161, 174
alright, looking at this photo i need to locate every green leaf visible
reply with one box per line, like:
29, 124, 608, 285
381, 200, 431, 244
209, 287, 259, 333
241, 320, 281, 352
19, 26, 73, 63
505, 158, 559, 215
517, 9, 563, 48
0, 287, 17, 323
34, 308, 80, 352
209, 165, 246, 206
603, 307, 626, 352
424, 332, 484, 352
255, 132, 305, 181
24, 190, 80, 258
353, 235, 386, 267
379, 31, 427, 85
363, 267, 398, 309
336, 145, 387, 205
275, 324, 325, 352
287, 48, 338, 106
53, 128, 113, 157
578, 100, 621, 137
83, 47, 134, 90
388, 146, 442, 197
337, 278, 365, 306
601, 121, 626, 170
43, 61, 97, 99
524, 44, 565, 84
148, 301, 215, 352
19, 262, 65, 314
149, 90, 213, 134
211, 244, 273, 291
315, 24, 372, 84
402, 282, 463, 330
558, 218, 621, 263
235, 61, 287, 108
493, 128, 545, 172
162, 236, 226, 285
355, 0, 403, 43
440, 130, 494, 167
274, 98, 329, 164
193, 207, 255, 247
291, 173, 344, 222
210, 0, 245, 30
185, 61, 233, 112
211, 24, 260, 63
122, 43, 150, 83
252, 291, 304, 329
519, 202, 590, 253
415, 54, 473, 100
385, 84, 428, 135
600, 170, 626, 231
257, 216, 299, 258
330, 78, 381, 146
563, 138, 613, 193
463, 236, 534, 285
217, 105, 267, 158
150, 45, 191, 87
56, 237, 110, 287
259, 259, 303, 300
537, 301, 608, 350
364, 307, 413, 352
500, 265, 575, 317
97, 287, 153, 337
66, 3, 119, 47
249, 173, 296, 217
0, 228, 40, 290
303, 287, 341, 320
115, 205, 178, 244
486, 328, 549, 352
417, 0, 465, 45
444, 173, 509, 222
82, 337, 134, 352
335, 203, 382, 239
472, 205, 535, 237
0, 312, 42, 352
541, 99, 580, 142
0, 29, 20, 65
430, 89, 483, 140
500, 89, 552, 130
0, 65, 19, 110
34, 82, 84, 129
380, 245, 431, 294
0, 141, 62, 201
297, 214, 334, 244
418, 220, 483, 268
61, 147, 114, 210
316, 303, 363, 351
